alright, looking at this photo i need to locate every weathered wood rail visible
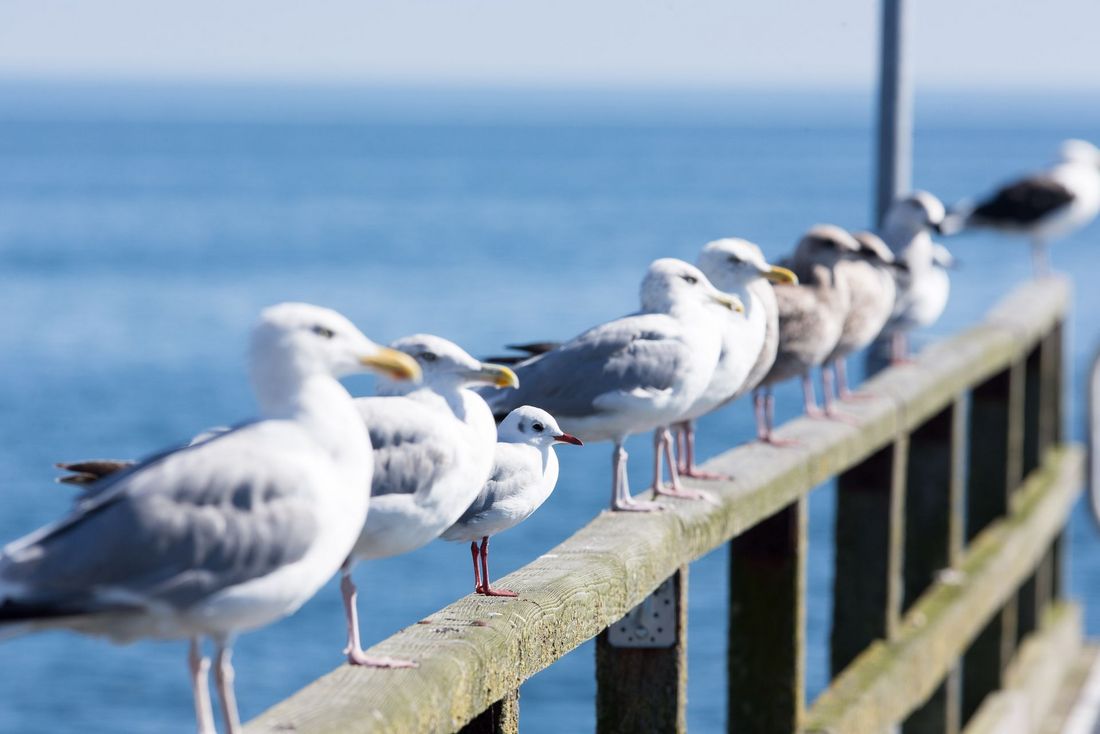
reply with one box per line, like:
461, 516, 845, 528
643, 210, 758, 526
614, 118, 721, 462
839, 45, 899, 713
247, 276, 1080, 734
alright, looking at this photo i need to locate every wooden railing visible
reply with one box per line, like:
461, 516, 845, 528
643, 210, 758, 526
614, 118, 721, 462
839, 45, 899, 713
247, 277, 1081, 734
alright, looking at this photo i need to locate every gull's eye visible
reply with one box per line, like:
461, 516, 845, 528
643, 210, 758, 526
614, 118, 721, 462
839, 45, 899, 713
681, 274, 698, 285
532, 422, 545, 432
727, 255, 742, 264
420, 351, 438, 363
311, 325, 336, 339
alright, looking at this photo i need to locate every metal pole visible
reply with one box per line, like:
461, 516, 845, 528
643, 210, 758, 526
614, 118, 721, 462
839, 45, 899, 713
874, 0, 912, 227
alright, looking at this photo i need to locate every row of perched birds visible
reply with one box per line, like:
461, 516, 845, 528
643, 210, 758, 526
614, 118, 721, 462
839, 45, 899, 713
0, 139, 1097, 734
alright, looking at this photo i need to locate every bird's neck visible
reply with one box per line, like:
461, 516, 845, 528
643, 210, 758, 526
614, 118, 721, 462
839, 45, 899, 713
258, 373, 371, 467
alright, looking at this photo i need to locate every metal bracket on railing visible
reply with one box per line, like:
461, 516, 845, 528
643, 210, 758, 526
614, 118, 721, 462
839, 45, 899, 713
606, 578, 677, 648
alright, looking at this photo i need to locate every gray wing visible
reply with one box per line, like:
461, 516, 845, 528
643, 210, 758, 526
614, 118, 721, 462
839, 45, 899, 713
357, 397, 460, 498
489, 313, 691, 419
452, 444, 541, 526
0, 422, 320, 618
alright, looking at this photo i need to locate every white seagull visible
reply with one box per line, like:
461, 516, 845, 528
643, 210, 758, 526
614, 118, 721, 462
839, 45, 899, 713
946, 139, 1100, 275
673, 238, 797, 478
342, 334, 518, 667
880, 191, 950, 363
0, 303, 420, 734
487, 258, 743, 512
441, 406, 582, 597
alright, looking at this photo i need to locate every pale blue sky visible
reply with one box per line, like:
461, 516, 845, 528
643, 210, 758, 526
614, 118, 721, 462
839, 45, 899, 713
1, 0, 1096, 90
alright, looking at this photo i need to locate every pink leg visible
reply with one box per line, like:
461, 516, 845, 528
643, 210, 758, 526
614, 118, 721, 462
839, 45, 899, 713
678, 420, 729, 481
757, 390, 800, 447
213, 639, 240, 734
611, 442, 663, 512
891, 332, 915, 365
470, 541, 482, 593
802, 372, 825, 418
653, 427, 716, 501
189, 638, 216, 734
836, 359, 875, 401
478, 536, 518, 597
822, 366, 858, 424
341, 563, 418, 668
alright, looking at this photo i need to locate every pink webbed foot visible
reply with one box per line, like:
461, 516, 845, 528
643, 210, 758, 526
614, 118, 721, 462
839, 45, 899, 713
346, 648, 418, 668
678, 467, 730, 481
839, 389, 877, 402
652, 484, 719, 504
611, 495, 665, 512
759, 433, 801, 448
824, 408, 860, 426
477, 585, 519, 598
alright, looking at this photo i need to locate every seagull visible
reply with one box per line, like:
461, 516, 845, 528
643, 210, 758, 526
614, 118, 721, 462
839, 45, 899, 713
944, 139, 1100, 275
880, 191, 950, 363
673, 238, 797, 478
0, 303, 420, 734
756, 226, 858, 439
486, 258, 743, 512
342, 334, 518, 667
441, 406, 581, 597
823, 230, 897, 402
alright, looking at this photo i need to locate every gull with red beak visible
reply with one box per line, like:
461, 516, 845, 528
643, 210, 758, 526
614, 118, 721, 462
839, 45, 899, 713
486, 258, 743, 512
341, 334, 519, 667
442, 406, 582, 597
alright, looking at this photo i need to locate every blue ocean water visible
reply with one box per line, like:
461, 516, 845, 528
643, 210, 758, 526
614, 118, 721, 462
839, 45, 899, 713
0, 83, 1098, 733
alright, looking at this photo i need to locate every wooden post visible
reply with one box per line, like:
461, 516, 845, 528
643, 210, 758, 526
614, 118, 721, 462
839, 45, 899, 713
900, 401, 964, 734
903, 400, 965, 610
728, 499, 806, 733
459, 690, 519, 734
874, 0, 912, 226
831, 439, 907, 676
596, 568, 687, 734
1023, 343, 1044, 477
961, 363, 1025, 725
965, 363, 1025, 541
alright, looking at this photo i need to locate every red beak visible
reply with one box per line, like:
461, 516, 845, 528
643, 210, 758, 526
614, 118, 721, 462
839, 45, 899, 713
554, 433, 583, 446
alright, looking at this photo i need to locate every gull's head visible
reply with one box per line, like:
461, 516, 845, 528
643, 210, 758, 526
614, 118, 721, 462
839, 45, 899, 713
885, 191, 947, 236
1060, 139, 1100, 168
697, 238, 797, 291
640, 258, 744, 315
251, 303, 420, 383
378, 333, 519, 396
851, 231, 896, 265
498, 405, 582, 447
793, 225, 862, 266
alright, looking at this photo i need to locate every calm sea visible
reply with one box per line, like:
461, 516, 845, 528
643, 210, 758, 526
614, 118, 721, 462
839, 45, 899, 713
0, 83, 1098, 733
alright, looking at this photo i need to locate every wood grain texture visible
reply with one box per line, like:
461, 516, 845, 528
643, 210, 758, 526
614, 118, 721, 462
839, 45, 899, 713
245, 280, 1071, 734
802, 447, 1082, 734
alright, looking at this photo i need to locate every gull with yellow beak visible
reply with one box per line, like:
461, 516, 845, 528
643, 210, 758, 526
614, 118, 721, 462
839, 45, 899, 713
486, 259, 743, 512
0, 303, 421, 734
670, 238, 798, 479
341, 334, 519, 667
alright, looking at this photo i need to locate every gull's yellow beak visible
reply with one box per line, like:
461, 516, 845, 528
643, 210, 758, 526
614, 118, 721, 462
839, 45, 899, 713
712, 291, 745, 313
470, 363, 520, 389
361, 348, 422, 382
764, 265, 798, 285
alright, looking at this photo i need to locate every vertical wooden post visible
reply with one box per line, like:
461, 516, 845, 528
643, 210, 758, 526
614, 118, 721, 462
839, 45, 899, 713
902, 400, 965, 610
965, 363, 1025, 541
874, 0, 912, 226
459, 690, 519, 734
596, 568, 687, 734
901, 400, 964, 734
1022, 344, 1044, 477
961, 363, 1024, 725
831, 439, 907, 676
728, 499, 806, 733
